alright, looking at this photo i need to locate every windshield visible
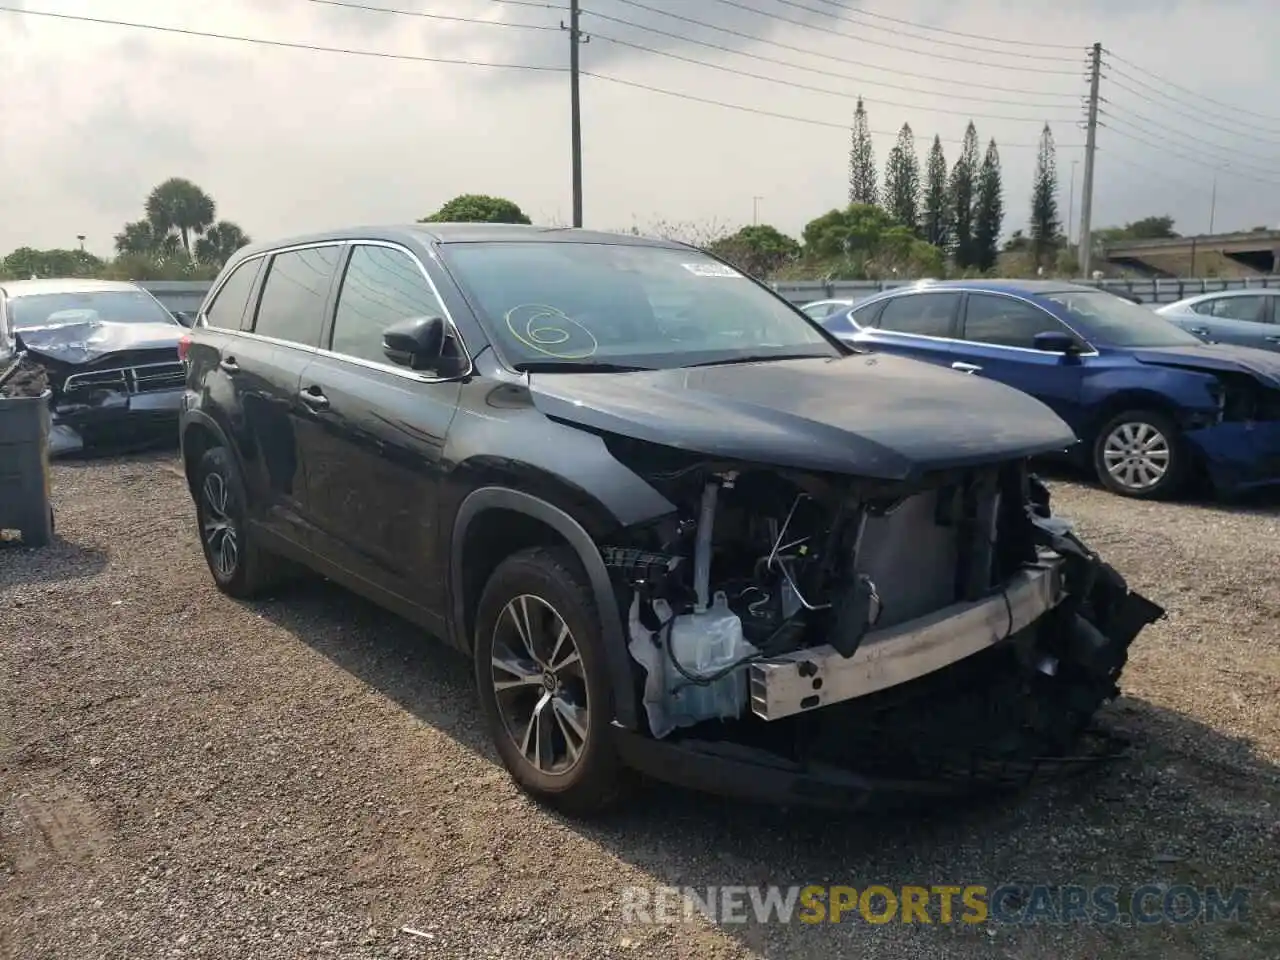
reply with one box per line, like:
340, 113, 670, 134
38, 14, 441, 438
439, 241, 838, 369
1042, 290, 1204, 348
10, 290, 176, 330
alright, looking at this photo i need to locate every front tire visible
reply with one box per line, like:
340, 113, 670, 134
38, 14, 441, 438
473, 546, 628, 816
1092, 409, 1187, 499
193, 446, 292, 598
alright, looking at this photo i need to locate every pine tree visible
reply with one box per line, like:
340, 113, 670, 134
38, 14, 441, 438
922, 136, 949, 249
848, 98, 878, 206
948, 122, 979, 269
1030, 123, 1060, 269
974, 138, 1004, 272
882, 123, 921, 232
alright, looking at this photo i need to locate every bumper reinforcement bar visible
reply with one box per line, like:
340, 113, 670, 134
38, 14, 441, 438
748, 554, 1065, 721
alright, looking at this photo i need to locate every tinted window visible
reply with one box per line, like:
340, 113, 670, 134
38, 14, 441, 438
963, 293, 1074, 349
876, 292, 959, 337
9, 289, 176, 330
1209, 295, 1268, 323
204, 259, 260, 330
440, 242, 835, 370
330, 245, 447, 364
252, 246, 341, 347
1042, 290, 1203, 347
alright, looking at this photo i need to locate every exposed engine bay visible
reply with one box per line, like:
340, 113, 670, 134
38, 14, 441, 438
600, 442, 1165, 786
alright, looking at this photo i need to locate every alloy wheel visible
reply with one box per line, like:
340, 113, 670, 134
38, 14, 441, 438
489, 594, 590, 776
201, 471, 239, 579
1102, 420, 1171, 493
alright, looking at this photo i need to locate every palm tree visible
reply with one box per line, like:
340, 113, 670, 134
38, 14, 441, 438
114, 219, 162, 257
195, 221, 251, 268
145, 178, 216, 258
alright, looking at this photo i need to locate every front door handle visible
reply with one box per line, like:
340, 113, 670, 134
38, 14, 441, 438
951, 361, 982, 374
1188, 327, 1210, 337
219, 357, 240, 374
299, 386, 329, 410
1265, 335, 1280, 344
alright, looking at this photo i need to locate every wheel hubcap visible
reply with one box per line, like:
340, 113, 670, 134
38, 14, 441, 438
1102, 421, 1170, 491
490, 594, 589, 776
201, 472, 239, 578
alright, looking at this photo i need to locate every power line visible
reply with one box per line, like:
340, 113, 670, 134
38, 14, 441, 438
606, 0, 1084, 75
1102, 150, 1206, 194
800, 0, 1082, 50
0, 4, 567, 71
583, 70, 1084, 148
302, 0, 560, 31
581, 6, 1081, 97
1105, 49, 1280, 124
1102, 103, 1280, 170
1104, 126, 1280, 187
711, 0, 1084, 63
591, 32, 1079, 121
1104, 68, 1280, 141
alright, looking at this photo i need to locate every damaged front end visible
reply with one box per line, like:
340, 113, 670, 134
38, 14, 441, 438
15, 325, 186, 456
600, 440, 1164, 807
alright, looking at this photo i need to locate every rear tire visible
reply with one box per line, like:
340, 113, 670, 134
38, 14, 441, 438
1092, 409, 1187, 499
473, 546, 629, 817
193, 446, 293, 598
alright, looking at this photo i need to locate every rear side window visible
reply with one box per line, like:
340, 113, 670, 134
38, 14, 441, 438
203, 259, 260, 330
252, 245, 341, 347
1208, 295, 1268, 323
876, 292, 959, 337
962, 293, 1074, 350
329, 244, 448, 365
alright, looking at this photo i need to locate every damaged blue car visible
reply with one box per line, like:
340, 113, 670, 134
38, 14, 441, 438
819, 279, 1280, 499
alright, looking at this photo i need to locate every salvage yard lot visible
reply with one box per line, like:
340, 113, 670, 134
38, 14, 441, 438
2, 454, 1278, 959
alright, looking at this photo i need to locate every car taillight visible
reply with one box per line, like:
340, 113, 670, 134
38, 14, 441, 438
177, 335, 191, 362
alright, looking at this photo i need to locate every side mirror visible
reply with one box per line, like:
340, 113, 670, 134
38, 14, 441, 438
172, 310, 195, 327
1033, 331, 1082, 356
383, 315, 446, 370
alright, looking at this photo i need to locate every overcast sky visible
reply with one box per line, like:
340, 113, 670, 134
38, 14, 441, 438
2, 0, 1277, 258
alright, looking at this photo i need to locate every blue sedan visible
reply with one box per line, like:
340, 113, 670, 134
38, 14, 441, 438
819, 279, 1280, 499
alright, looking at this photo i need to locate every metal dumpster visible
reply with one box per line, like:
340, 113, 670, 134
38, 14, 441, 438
0, 387, 55, 548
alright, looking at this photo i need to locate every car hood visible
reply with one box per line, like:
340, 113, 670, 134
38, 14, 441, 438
15, 319, 182, 365
528, 353, 1078, 480
1130, 343, 1280, 390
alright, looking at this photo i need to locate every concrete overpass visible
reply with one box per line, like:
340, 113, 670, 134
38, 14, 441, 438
1101, 230, 1280, 277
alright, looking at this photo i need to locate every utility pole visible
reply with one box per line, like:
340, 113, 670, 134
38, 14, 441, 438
1067, 160, 1078, 246
1078, 41, 1102, 277
753, 196, 763, 225
1209, 173, 1218, 233
562, 0, 589, 228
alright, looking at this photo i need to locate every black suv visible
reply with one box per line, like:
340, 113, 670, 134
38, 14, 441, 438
179, 225, 1162, 815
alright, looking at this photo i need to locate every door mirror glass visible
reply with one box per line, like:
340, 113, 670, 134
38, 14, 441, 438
383, 315, 445, 369
1033, 330, 1081, 354
172, 310, 195, 327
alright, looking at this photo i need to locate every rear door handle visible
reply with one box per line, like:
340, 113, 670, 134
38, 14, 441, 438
951, 362, 982, 374
219, 357, 240, 374
1265, 335, 1280, 343
299, 386, 329, 410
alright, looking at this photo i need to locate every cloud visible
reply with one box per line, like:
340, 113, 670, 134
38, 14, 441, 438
2, 0, 1280, 257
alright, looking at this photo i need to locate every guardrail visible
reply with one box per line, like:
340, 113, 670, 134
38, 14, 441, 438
137, 275, 1280, 316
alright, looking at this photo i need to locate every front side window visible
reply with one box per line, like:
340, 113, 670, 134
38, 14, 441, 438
204, 259, 261, 330
963, 293, 1077, 350
875, 292, 960, 338
9, 288, 177, 330
329, 245, 449, 365
1042, 290, 1204, 348
252, 245, 341, 347
438, 241, 836, 369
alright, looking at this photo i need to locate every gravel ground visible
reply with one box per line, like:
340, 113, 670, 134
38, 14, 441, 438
1, 452, 1277, 959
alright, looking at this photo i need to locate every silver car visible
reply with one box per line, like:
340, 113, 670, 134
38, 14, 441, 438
1, 278, 187, 454
1155, 289, 1280, 351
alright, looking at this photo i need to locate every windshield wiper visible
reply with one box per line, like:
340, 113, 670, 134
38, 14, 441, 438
685, 352, 833, 368
512, 359, 652, 373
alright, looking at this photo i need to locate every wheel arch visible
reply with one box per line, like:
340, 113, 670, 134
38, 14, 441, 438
180, 410, 235, 502
1085, 389, 1187, 442
450, 486, 639, 731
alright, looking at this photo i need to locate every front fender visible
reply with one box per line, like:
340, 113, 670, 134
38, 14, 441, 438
449, 486, 642, 731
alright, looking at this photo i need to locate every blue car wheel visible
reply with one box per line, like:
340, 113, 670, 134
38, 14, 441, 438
1092, 409, 1187, 499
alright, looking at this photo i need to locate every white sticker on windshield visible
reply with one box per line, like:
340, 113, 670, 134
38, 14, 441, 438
682, 262, 743, 278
